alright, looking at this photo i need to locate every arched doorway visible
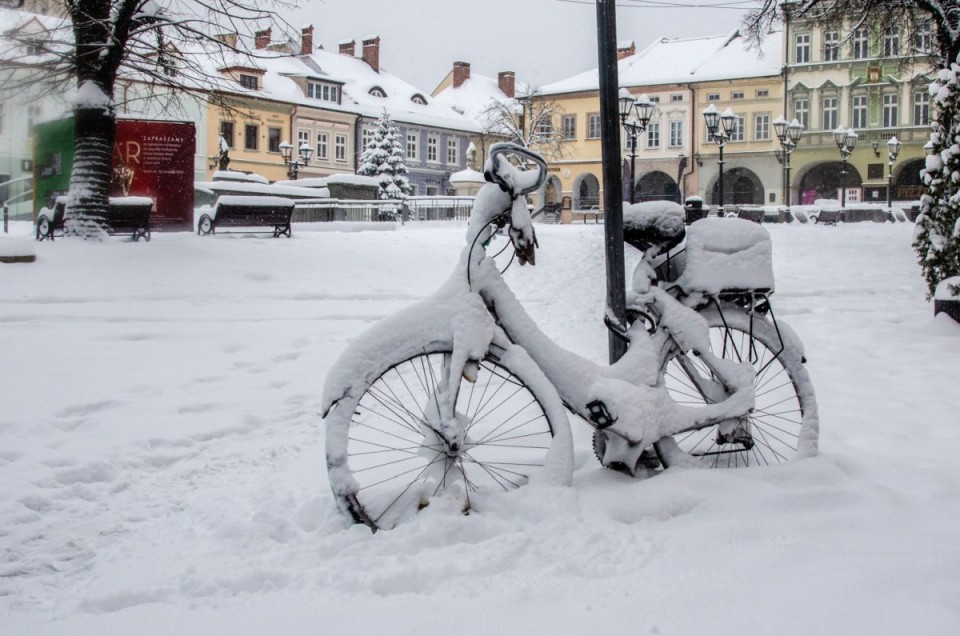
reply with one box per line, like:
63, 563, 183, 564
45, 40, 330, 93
893, 159, 925, 201
797, 161, 863, 204
710, 167, 764, 206
544, 175, 561, 205
636, 171, 680, 203
573, 173, 600, 210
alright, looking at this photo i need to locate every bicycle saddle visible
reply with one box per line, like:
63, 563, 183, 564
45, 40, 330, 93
623, 201, 685, 253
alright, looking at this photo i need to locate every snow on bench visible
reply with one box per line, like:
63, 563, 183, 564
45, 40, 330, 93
197, 196, 296, 238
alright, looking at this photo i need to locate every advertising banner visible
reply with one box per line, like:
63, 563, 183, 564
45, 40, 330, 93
34, 117, 196, 231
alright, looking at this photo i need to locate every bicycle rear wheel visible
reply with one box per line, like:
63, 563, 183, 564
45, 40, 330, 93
656, 303, 818, 468
325, 343, 569, 530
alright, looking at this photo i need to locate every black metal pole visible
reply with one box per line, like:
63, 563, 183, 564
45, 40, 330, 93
718, 144, 725, 215
785, 158, 792, 210
629, 131, 637, 204
887, 161, 893, 211
840, 159, 847, 208
596, 0, 627, 363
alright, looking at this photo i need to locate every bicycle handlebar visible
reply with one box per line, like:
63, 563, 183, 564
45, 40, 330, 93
484, 143, 547, 199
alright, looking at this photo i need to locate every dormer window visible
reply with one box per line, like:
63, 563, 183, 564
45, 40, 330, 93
369, 86, 387, 98
307, 81, 340, 103
239, 74, 258, 90
411, 94, 427, 105
26, 40, 44, 56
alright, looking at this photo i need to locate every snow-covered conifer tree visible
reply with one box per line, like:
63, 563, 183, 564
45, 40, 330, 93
916, 56, 960, 298
357, 111, 412, 201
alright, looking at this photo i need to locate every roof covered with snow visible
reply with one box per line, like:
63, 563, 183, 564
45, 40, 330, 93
542, 30, 782, 95
432, 73, 527, 123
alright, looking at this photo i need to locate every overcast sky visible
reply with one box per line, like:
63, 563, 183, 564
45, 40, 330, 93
290, 0, 761, 93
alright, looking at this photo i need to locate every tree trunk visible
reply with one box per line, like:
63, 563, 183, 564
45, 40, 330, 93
64, 105, 115, 239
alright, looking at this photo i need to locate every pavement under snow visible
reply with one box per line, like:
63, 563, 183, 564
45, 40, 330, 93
1, 220, 958, 634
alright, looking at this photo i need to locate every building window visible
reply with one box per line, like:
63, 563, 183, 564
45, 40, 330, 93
795, 33, 811, 63
822, 97, 838, 130
362, 128, 374, 151
794, 98, 809, 129
823, 31, 840, 61
411, 94, 428, 105
406, 131, 418, 160
914, 91, 930, 125
731, 91, 744, 100
239, 74, 258, 90
268, 126, 282, 153
534, 115, 552, 136
335, 134, 347, 161
754, 114, 770, 140
427, 135, 438, 162
853, 28, 869, 59
562, 114, 576, 140
308, 82, 340, 103
316, 132, 328, 160
882, 93, 899, 127
707, 93, 720, 102
368, 86, 387, 98
729, 115, 745, 142
852, 95, 868, 129
669, 121, 683, 148
756, 89, 769, 98
670, 94, 683, 102
408, 184, 418, 196
446, 138, 458, 165
220, 121, 234, 148
646, 121, 660, 149
587, 113, 601, 139
26, 104, 42, 130
883, 26, 900, 57
244, 124, 258, 150
297, 128, 310, 152
915, 21, 932, 52
26, 40, 44, 56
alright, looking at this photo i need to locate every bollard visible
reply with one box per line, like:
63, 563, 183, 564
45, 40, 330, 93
3, 205, 7, 234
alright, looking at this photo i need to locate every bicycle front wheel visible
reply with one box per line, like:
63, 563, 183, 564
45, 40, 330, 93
656, 303, 818, 468
325, 343, 569, 530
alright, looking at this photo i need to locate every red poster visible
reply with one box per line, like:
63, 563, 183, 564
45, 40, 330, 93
112, 120, 195, 231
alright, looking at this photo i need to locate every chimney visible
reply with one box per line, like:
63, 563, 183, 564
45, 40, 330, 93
339, 39, 355, 56
453, 61, 471, 88
498, 71, 515, 99
254, 28, 271, 50
301, 25, 314, 56
362, 35, 380, 72
617, 41, 636, 60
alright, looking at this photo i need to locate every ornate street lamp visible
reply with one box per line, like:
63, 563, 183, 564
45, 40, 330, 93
703, 104, 737, 215
886, 135, 901, 212
619, 89, 655, 204
833, 127, 858, 208
773, 116, 804, 216
279, 141, 314, 180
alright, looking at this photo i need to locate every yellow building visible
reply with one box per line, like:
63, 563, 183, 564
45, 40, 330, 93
541, 32, 784, 217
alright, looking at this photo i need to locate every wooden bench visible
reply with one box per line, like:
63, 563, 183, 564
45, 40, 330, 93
197, 196, 295, 238
737, 208, 764, 223
36, 197, 153, 241
813, 210, 843, 225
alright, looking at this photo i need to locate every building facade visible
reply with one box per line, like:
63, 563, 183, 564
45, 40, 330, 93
782, 8, 935, 205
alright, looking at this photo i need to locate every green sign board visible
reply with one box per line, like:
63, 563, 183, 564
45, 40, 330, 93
33, 117, 75, 216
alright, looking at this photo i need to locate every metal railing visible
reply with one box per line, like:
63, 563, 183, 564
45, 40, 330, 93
292, 196, 476, 223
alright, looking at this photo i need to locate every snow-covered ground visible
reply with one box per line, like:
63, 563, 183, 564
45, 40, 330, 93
1, 220, 958, 634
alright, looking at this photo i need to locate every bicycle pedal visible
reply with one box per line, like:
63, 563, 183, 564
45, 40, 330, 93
586, 399, 616, 429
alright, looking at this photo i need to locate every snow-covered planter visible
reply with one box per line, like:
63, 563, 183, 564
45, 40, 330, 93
0, 236, 36, 263
934, 276, 960, 324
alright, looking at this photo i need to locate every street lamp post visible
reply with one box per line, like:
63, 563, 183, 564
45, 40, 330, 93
279, 141, 314, 180
833, 127, 858, 208
618, 89, 654, 204
773, 116, 804, 216
702, 104, 737, 215
886, 135, 901, 213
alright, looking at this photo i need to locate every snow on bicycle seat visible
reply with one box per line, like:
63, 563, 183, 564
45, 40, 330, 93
623, 201, 685, 252
675, 217, 774, 294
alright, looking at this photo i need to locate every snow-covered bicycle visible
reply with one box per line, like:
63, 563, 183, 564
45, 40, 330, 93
321, 143, 818, 530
